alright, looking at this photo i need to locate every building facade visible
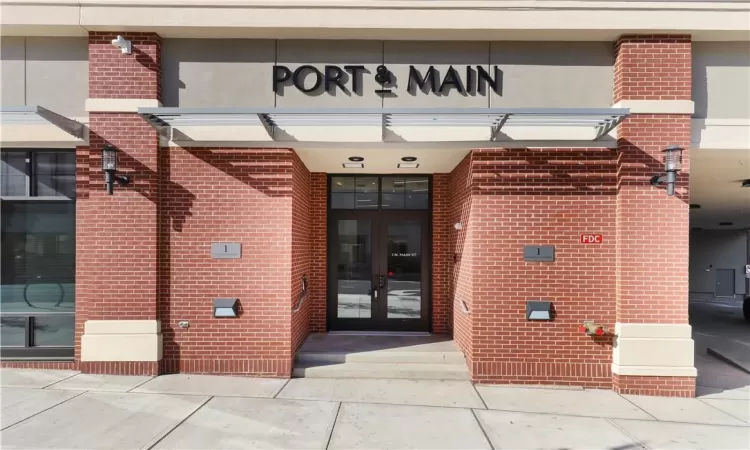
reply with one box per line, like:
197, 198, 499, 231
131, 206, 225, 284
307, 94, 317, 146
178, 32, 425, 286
2, 0, 750, 397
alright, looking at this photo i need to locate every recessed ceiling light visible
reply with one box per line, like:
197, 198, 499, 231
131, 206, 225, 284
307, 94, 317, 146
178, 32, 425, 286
742, 179, 750, 187
398, 163, 419, 169
719, 222, 733, 226
689, 204, 701, 209
348, 156, 364, 162
342, 163, 364, 169
401, 156, 417, 162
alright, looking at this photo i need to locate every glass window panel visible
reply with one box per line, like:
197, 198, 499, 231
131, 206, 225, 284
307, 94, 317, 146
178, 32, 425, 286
0, 317, 27, 347
337, 220, 372, 319
331, 192, 355, 209
34, 152, 75, 197
404, 177, 429, 193
381, 193, 405, 209
386, 220, 422, 318
1, 152, 28, 196
381, 177, 405, 194
331, 176, 355, 193
355, 177, 378, 194
1, 202, 75, 314
405, 193, 429, 209
33, 315, 74, 347
354, 193, 378, 209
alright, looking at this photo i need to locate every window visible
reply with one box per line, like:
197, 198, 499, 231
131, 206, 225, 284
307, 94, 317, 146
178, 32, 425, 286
0, 150, 75, 359
330, 176, 430, 210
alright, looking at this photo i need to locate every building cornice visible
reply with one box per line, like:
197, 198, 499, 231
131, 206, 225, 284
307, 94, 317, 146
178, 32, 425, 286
2, 0, 749, 40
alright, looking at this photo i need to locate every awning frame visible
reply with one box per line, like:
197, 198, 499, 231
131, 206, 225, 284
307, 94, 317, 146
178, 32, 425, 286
0, 105, 87, 140
138, 107, 630, 144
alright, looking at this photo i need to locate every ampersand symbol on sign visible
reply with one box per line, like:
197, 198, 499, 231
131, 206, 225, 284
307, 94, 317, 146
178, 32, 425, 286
374, 65, 392, 86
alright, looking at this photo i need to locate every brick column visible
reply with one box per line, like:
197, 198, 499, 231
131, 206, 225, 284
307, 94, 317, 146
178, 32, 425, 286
613, 35, 697, 397
432, 174, 451, 334
77, 33, 162, 375
309, 173, 328, 332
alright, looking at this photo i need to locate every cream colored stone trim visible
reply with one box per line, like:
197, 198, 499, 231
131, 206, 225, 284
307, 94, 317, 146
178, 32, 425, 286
612, 364, 698, 377
612, 322, 696, 378
85, 98, 162, 113
1, 122, 88, 148
612, 100, 695, 115
81, 319, 162, 362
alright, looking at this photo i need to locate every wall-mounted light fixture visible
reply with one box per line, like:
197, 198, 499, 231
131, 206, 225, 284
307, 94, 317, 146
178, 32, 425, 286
650, 145, 684, 196
526, 301, 553, 321
101, 144, 130, 195
111, 35, 132, 54
213, 298, 239, 318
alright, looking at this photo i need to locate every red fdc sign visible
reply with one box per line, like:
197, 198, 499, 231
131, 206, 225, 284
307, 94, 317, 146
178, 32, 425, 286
580, 234, 603, 244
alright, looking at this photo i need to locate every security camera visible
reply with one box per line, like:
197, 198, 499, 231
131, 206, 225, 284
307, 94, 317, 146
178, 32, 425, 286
111, 35, 132, 55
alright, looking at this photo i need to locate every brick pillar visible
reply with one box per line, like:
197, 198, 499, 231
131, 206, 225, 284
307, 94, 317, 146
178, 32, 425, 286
432, 174, 451, 334
77, 33, 162, 375
309, 173, 327, 332
613, 35, 697, 396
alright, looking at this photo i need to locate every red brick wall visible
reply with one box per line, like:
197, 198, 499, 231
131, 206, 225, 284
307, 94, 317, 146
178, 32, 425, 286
432, 174, 451, 334
158, 147, 295, 377
613, 35, 691, 102
614, 35, 694, 395
449, 154, 474, 360
89, 32, 161, 100
309, 173, 328, 332
613, 374, 696, 397
291, 153, 312, 354
468, 148, 616, 387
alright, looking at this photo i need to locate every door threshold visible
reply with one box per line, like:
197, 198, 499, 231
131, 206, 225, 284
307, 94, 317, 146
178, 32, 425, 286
326, 331, 431, 336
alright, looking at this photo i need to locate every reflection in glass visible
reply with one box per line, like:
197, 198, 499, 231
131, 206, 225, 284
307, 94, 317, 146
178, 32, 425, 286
0, 202, 76, 314
33, 315, 75, 346
386, 220, 421, 318
381, 177, 429, 210
331, 177, 379, 209
0, 152, 27, 196
337, 220, 372, 319
35, 152, 76, 198
0, 317, 26, 347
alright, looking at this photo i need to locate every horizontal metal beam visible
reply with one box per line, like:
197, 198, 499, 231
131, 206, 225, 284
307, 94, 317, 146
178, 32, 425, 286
139, 106, 630, 116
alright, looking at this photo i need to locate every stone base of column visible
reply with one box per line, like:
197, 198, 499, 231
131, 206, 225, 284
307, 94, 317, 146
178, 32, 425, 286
612, 323, 697, 397
81, 320, 162, 363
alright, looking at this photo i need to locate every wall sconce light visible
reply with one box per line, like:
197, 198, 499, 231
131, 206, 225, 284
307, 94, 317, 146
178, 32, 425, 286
650, 145, 684, 196
111, 35, 132, 54
213, 298, 239, 318
101, 144, 130, 195
526, 301, 553, 320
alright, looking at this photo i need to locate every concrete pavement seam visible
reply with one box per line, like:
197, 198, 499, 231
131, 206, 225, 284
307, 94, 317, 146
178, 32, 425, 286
324, 402, 343, 450
604, 417, 647, 449
470, 409, 496, 450
41, 371, 82, 389
471, 383, 490, 410
145, 395, 214, 450
272, 378, 291, 398
616, 393, 659, 421
0, 390, 87, 431
125, 376, 157, 393
697, 398, 750, 425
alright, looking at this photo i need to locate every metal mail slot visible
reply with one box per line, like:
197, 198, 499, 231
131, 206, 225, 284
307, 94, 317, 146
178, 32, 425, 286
211, 242, 241, 259
523, 245, 555, 262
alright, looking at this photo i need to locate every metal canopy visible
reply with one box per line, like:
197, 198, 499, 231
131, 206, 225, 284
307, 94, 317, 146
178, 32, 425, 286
138, 107, 629, 142
0, 106, 86, 139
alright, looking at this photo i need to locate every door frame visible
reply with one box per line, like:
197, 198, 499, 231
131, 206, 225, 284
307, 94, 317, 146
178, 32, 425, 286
325, 175, 433, 332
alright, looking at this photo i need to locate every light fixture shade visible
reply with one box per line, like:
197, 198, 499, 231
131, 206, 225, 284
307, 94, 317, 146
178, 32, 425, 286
101, 145, 118, 171
213, 298, 239, 318
663, 145, 683, 172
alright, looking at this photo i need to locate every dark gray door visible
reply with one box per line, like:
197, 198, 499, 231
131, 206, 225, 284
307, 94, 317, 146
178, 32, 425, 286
715, 269, 735, 297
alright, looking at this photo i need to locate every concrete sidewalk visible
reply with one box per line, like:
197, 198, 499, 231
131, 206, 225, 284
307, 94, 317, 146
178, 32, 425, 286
1, 369, 748, 450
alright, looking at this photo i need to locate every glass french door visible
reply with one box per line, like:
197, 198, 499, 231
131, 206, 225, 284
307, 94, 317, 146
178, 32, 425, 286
328, 211, 430, 332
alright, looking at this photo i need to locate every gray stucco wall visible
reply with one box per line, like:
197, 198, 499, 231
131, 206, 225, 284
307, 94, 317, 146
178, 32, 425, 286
161, 39, 615, 108
693, 42, 750, 119
0, 37, 88, 117
689, 229, 748, 297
